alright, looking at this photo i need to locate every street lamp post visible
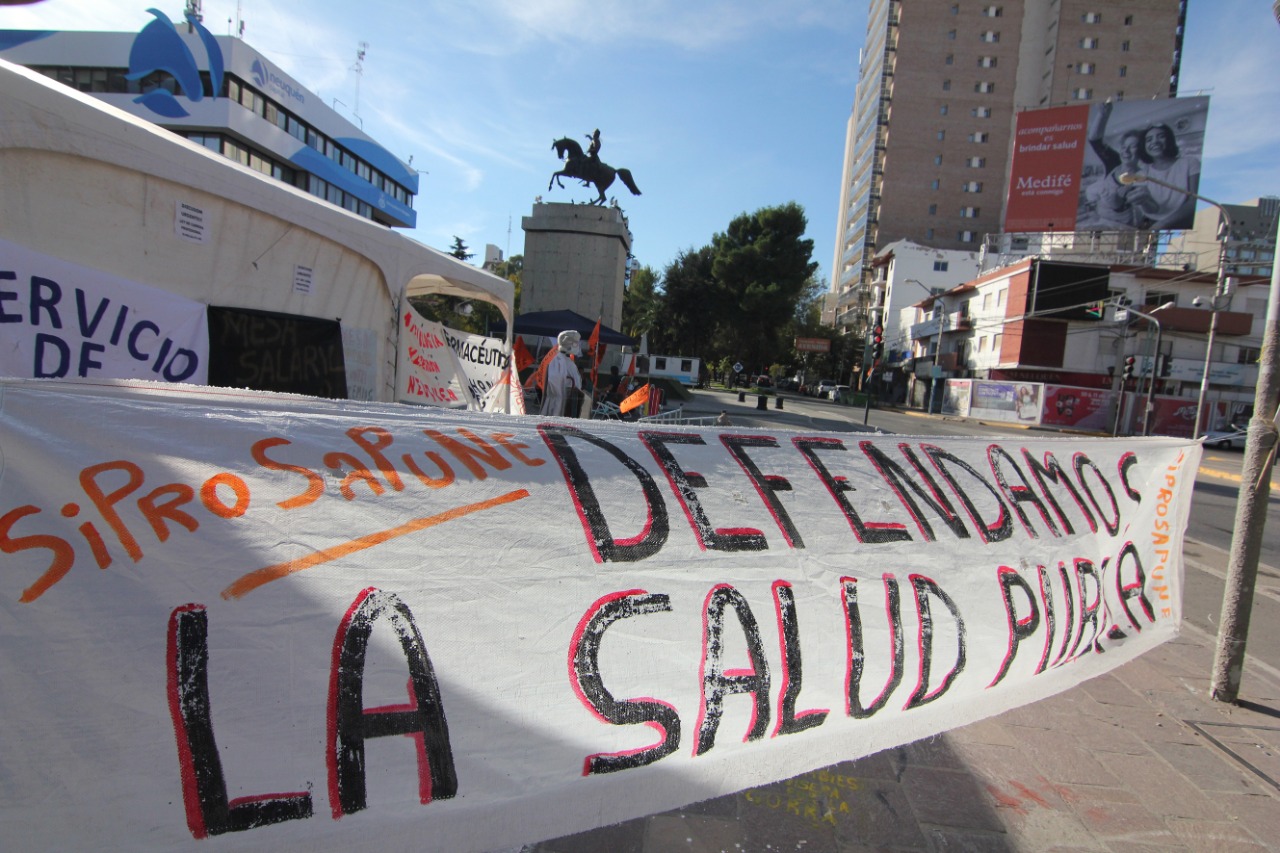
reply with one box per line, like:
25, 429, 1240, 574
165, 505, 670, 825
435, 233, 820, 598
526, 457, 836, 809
1118, 172, 1232, 438
1122, 303, 1169, 435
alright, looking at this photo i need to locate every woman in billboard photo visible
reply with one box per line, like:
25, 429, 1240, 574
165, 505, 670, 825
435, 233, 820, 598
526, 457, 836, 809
1081, 101, 1146, 229
1129, 123, 1201, 230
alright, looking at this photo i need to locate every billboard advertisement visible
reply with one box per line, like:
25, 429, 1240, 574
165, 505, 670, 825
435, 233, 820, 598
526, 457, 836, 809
1005, 96, 1210, 233
1040, 385, 1118, 431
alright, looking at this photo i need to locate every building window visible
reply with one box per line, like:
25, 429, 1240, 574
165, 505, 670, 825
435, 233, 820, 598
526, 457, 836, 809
983, 5, 1003, 16
967, 156, 986, 167
934, 261, 950, 272
993, 333, 1002, 352
948, 29, 957, 40
1145, 291, 1176, 308
969, 131, 989, 142
1080, 37, 1098, 49
943, 79, 952, 91
1119, 65, 1128, 77
927, 228, 936, 240
1237, 346, 1261, 364
1073, 88, 1093, 100
975, 81, 995, 93
931, 179, 941, 190
963, 181, 983, 192
946, 54, 954, 65
1077, 62, 1095, 74
940, 104, 950, 115
929, 204, 938, 215
981, 31, 1000, 42
958, 230, 977, 243
937, 130, 946, 140
997, 288, 1007, 307
934, 154, 944, 165
982, 293, 992, 311
1121, 40, 1130, 51
979, 55, 997, 68
960, 206, 980, 218
978, 335, 988, 352
1124, 14, 1133, 25
1082, 12, 1102, 23
951, 4, 959, 13
972, 106, 992, 118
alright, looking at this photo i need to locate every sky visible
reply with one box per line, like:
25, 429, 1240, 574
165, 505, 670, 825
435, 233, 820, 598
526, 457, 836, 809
3, 0, 1279, 291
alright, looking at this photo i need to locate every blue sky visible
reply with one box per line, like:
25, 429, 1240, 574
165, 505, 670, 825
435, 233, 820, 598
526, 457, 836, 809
3, 0, 1278, 290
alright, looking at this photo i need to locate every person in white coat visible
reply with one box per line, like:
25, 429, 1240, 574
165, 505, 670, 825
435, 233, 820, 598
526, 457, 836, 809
540, 330, 581, 417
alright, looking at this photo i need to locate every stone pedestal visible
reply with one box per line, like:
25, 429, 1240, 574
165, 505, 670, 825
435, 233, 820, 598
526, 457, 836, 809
520, 203, 631, 329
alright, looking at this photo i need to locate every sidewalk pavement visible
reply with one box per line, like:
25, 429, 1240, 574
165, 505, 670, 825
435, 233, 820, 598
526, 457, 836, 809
527, 394, 1280, 852
528, 588, 1280, 853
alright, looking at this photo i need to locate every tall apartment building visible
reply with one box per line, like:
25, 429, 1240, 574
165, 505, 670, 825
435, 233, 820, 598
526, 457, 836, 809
1166, 197, 1279, 279
831, 0, 1188, 335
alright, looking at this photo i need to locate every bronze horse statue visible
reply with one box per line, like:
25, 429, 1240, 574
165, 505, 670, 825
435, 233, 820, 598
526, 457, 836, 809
549, 137, 641, 205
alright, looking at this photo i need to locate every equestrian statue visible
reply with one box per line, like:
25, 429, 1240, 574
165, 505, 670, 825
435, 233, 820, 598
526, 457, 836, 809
548, 129, 641, 205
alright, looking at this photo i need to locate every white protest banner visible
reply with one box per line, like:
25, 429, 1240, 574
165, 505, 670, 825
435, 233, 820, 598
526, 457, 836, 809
0, 237, 209, 384
442, 326, 512, 413
396, 307, 468, 407
0, 378, 1198, 852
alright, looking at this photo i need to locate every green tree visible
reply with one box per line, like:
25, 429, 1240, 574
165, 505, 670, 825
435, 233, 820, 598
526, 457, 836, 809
622, 263, 660, 341
709, 202, 817, 371
655, 247, 715, 357
449, 236, 474, 261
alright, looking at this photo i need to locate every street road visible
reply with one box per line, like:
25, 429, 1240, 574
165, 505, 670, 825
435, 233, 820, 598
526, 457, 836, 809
684, 388, 1280, 674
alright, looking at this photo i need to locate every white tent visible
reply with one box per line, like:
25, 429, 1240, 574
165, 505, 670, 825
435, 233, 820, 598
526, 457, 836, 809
0, 59, 513, 405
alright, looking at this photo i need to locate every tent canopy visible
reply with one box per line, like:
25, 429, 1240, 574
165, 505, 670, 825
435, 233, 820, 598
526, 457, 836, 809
497, 309, 637, 347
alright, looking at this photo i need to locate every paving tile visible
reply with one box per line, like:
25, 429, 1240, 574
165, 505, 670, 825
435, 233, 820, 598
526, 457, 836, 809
1214, 792, 1280, 843
1147, 739, 1265, 795
737, 776, 842, 851
924, 828, 1015, 852
533, 816, 650, 853
1109, 657, 1184, 693
677, 792, 741, 820
898, 766, 1005, 832
1079, 673, 1145, 708
644, 814, 748, 853
1094, 751, 1226, 820
829, 782, 930, 850
1070, 799, 1181, 846
944, 741, 1022, 785
1164, 816, 1271, 852
950, 717, 1022, 748
1004, 727, 1122, 787
899, 734, 969, 771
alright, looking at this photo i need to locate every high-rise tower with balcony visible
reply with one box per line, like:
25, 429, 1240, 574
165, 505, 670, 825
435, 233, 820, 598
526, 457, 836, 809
831, 0, 1188, 335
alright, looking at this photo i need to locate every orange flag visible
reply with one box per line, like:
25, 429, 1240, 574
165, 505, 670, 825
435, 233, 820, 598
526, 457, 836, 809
525, 346, 557, 390
587, 319, 602, 387
512, 337, 534, 373
620, 383, 650, 414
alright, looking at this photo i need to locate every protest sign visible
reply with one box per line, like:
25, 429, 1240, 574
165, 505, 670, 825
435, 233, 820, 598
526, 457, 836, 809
396, 308, 468, 407
0, 378, 1198, 851
0, 236, 208, 384
441, 326, 512, 412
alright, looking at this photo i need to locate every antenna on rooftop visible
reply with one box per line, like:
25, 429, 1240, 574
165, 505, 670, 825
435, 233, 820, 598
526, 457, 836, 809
184, 0, 202, 33
352, 41, 369, 119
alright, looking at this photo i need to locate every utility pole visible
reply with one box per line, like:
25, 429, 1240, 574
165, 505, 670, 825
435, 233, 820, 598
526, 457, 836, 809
1210, 205, 1280, 702
1208, 0, 1280, 704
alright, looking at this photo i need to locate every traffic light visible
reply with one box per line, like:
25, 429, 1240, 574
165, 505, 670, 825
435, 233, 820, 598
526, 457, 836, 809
871, 324, 884, 362
1123, 355, 1136, 380
1159, 353, 1172, 378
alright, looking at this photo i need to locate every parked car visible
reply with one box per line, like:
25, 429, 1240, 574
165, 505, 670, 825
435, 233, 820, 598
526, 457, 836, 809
1205, 422, 1247, 450
814, 379, 837, 398
831, 385, 851, 403
756, 375, 773, 387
